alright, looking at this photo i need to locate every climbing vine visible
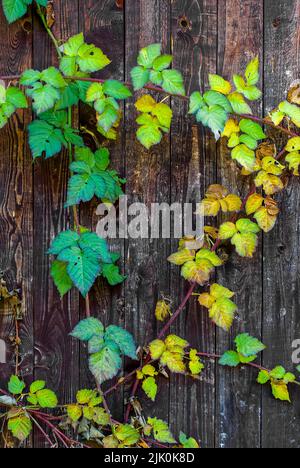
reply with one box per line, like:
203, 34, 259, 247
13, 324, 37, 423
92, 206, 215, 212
0, 1, 300, 448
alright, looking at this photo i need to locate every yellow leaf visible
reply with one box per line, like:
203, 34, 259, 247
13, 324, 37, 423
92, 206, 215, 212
155, 300, 171, 322
219, 222, 237, 240
245, 193, 264, 215
204, 225, 219, 240
222, 118, 240, 137
165, 335, 189, 350
160, 351, 186, 374
255, 171, 284, 195
254, 207, 277, 233
261, 157, 285, 175
285, 137, 300, 152
200, 197, 220, 216
209, 297, 237, 331
286, 151, 300, 176
223, 194, 242, 212
142, 364, 158, 377
209, 74, 232, 95
210, 283, 234, 299
270, 109, 285, 126
136, 370, 144, 380
198, 292, 215, 309
189, 349, 204, 375
149, 339, 166, 360
135, 95, 157, 113
196, 248, 223, 267
219, 198, 229, 212
271, 380, 291, 403
181, 261, 210, 285
231, 232, 258, 257
167, 248, 195, 265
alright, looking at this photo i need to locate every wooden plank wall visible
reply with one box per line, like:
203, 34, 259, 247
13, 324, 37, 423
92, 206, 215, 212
0, 0, 299, 448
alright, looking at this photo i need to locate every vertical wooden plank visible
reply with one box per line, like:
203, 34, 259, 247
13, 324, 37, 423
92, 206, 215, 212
32, 1, 79, 447
0, 9, 33, 393
124, 0, 171, 420
78, 0, 125, 421
263, 0, 300, 449
215, 0, 264, 448
169, 0, 218, 448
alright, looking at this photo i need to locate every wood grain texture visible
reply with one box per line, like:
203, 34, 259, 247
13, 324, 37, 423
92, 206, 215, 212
262, 0, 300, 449
78, 0, 126, 421
215, 0, 264, 449
124, 0, 172, 421
0, 8, 33, 390
0, 0, 300, 449
32, 0, 80, 447
169, 0, 218, 448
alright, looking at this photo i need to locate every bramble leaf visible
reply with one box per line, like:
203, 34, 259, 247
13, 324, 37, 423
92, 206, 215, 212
105, 325, 137, 360
8, 415, 32, 442
162, 69, 185, 96
228, 92, 252, 115
257, 370, 270, 384
155, 300, 171, 322
103, 80, 132, 100
70, 317, 104, 341
219, 351, 241, 367
209, 297, 237, 331
89, 342, 122, 385
29, 380, 46, 394
142, 377, 158, 402
137, 44, 161, 68
209, 74, 231, 95
231, 144, 256, 171
149, 339, 166, 360
245, 57, 260, 86
130, 66, 150, 90
179, 432, 200, 449
8, 375, 25, 395
36, 389, 58, 408
271, 381, 290, 403
115, 424, 140, 447
147, 417, 176, 444
235, 333, 266, 357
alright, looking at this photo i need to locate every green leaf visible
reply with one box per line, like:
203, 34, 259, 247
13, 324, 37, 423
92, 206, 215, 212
115, 424, 140, 447
245, 56, 260, 86
103, 80, 132, 100
102, 263, 126, 286
40, 67, 67, 88
130, 66, 150, 90
137, 44, 161, 69
203, 90, 232, 113
30, 84, 61, 114
36, 389, 58, 409
236, 218, 260, 234
88, 335, 104, 354
189, 91, 204, 114
218, 221, 238, 240
228, 92, 252, 115
257, 370, 270, 385
270, 366, 286, 380
239, 119, 266, 140
147, 417, 176, 444
50, 260, 73, 297
136, 122, 162, 149
30, 380, 46, 394
152, 54, 173, 71
58, 246, 101, 296
196, 105, 228, 140
105, 325, 137, 360
59, 56, 77, 76
6, 87, 27, 108
235, 333, 266, 357
76, 43, 111, 73
89, 342, 122, 384
56, 82, 80, 109
2, 0, 28, 23
142, 376, 158, 402
71, 317, 104, 341
48, 230, 80, 255
279, 101, 300, 127
219, 351, 241, 367
63, 33, 85, 57
97, 104, 119, 133
162, 69, 185, 96
8, 375, 25, 395
28, 120, 66, 159
78, 232, 112, 263
239, 134, 258, 150
179, 432, 200, 449
8, 415, 32, 442
20, 70, 40, 87
231, 144, 256, 171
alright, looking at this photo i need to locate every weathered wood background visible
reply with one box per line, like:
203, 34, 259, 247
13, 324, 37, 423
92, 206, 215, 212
0, 0, 300, 448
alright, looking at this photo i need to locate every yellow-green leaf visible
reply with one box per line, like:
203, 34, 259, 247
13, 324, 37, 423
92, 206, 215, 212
155, 300, 171, 322
231, 144, 256, 171
209, 297, 237, 331
231, 232, 258, 257
271, 381, 291, 403
209, 74, 231, 95
160, 351, 186, 373
245, 193, 264, 215
142, 376, 158, 402
210, 283, 234, 299
219, 221, 237, 240
149, 339, 166, 360
67, 404, 82, 422
286, 151, 300, 176
254, 207, 277, 233
167, 248, 195, 265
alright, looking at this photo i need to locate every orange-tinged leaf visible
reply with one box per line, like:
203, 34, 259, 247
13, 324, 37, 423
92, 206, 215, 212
198, 293, 215, 309
261, 157, 285, 175
255, 170, 284, 195
246, 193, 264, 215
205, 184, 228, 199
223, 194, 242, 212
